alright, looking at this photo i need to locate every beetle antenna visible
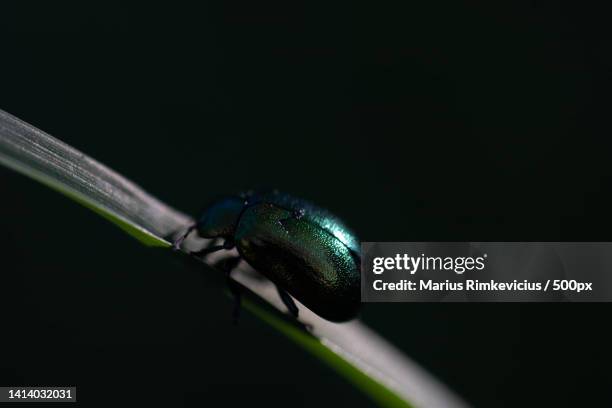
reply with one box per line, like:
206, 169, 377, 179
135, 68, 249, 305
172, 224, 196, 251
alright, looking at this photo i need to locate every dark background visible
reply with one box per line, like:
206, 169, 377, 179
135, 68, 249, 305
1, 1, 611, 407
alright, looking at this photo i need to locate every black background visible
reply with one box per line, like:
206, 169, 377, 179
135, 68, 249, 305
1, 1, 612, 407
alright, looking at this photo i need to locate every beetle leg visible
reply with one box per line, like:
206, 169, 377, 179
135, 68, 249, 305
276, 285, 299, 319
190, 244, 225, 258
227, 277, 242, 325
190, 239, 235, 259
172, 224, 197, 251
223, 257, 243, 324
222, 238, 235, 250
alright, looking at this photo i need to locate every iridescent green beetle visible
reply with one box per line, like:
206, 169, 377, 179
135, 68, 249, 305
174, 190, 361, 322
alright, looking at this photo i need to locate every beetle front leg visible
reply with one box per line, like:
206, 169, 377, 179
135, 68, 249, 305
190, 239, 235, 259
172, 224, 197, 251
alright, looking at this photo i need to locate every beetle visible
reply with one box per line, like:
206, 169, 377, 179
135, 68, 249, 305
173, 190, 361, 322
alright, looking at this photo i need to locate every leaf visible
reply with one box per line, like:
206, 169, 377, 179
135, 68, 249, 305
0, 109, 468, 408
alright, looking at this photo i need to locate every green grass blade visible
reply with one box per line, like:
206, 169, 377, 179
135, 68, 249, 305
0, 108, 469, 408
244, 299, 413, 408
0, 109, 190, 246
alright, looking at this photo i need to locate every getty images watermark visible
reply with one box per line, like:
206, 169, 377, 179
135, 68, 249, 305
361, 242, 602, 302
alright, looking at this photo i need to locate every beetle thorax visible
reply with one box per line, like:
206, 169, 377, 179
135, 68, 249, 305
196, 196, 245, 239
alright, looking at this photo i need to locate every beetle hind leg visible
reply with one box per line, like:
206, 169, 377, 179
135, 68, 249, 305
276, 286, 299, 319
227, 275, 242, 325
223, 256, 243, 324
